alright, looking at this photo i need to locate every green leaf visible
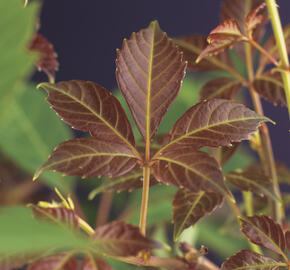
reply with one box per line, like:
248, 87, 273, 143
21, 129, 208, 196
0, 86, 74, 192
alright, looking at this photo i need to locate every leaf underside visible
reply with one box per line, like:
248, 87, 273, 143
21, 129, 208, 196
116, 20, 186, 141
173, 189, 223, 240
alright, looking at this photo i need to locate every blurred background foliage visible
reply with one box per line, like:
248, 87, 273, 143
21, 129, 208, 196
0, 1, 287, 269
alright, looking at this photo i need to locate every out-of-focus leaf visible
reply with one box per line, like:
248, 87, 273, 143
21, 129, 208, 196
153, 149, 230, 196
285, 231, 290, 251
34, 137, 137, 179
38, 80, 136, 149
244, 3, 267, 37
226, 170, 278, 202
276, 163, 290, 185
160, 99, 270, 151
172, 190, 223, 240
29, 33, 59, 82
175, 35, 235, 72
89, 167, 158, 200
116, 20, 186, 141
199, 77, 242, 100
0, 86, 74, 192
81, 255, 113, 270
0, 207, 88, 254
253, 72, 286, 107
240, 215, 286, 255
93, 221, 162, 257
197, 20, 244, 63
27, 253, 78, 270
0, 254, 34, 270
221, 250, 281, 270
218, 142, 241, 166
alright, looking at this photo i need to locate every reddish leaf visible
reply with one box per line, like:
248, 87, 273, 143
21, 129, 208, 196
116, 21, 186, 141
153, 149, 230, 196
160, 99, 270, 152
197, 19, 244, 63
93, 221, 162, 257
244, 3, 267, 37
28, 253, 78, 270
81, 255, 113, 270
89, 167, 158, 199
34, 138, 137, 179
221, 250, 281, 270
38, 80, 136, 149
175, 35, 235, 72
0, 254, 33, 270
173, 189, 223, 240
199, 77, 242, 100
240, 215, 286, 255
29, 33, 59, 82
253, 72, 287, 107
285, 230, 290, 251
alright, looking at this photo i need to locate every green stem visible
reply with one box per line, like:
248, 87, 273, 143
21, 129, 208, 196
243, 191, 254, 216
266, 0, 290, 118
77, 216, 95, 235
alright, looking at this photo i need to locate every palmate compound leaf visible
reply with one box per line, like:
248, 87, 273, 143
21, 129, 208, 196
116, 20, 187, 142
29, 33, 59, 82
174, 35, 235, 72
240, 215, 286, 256
196, 19, 245, 63
172, 189, 223, 240
199, 77, 242, 100
34, 137, 137, 180
93, 221, 162, 257
158, 99, 271, 152
253, 72, 287, 107
81, 255, 113, 270
153, 149, 231, 197
27, 252, 78, 270
37, 80, 137, 152
221, 250, 282, 270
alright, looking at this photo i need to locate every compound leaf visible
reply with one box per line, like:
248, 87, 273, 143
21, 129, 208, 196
199, 77, 242, 100
173, 190, 223, 240
221, 250, 281, 270
93, 221, 162, 257
240, 215, 286, 256
116, 20, 186, 142
153, 149, 230, 196
34, 138, 137, 179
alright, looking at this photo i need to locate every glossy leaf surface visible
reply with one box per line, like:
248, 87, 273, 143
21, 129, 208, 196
253, 72, 286, 107
173, 190, 223, 240
34, 138, 137, 179
162, 99, 270, 151
116, 21, 186, 141
197, 19, 244, 63
199, 77, 242, 100
221, 250, 281, 270
38, 80, 136, 148
93, 221, 162, 256
153, 149, 230, 196
29, 33, 59, 82
81, 255, 113, 270
28, 253, 78, 270
240, 215, 286, 255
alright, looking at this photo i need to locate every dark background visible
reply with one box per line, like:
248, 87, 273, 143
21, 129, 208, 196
34, 0, 289, 166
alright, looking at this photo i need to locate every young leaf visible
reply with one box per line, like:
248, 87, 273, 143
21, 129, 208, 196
81, 255, 113, 270
244, 3, 267, 37
175, 35, 235, 72
221, 250, 282, 270
240, 215, 286, 256
199, 77, 242, 100
196, 19, 244, 63
38, 80, 137, 151
153, 149, 230, 196
226, 170, 278, 202
89, 167, 158, 200
173, 190, 223, 240
29, 33, 59, 82
253, 72, 287, 107
93, 221, 162, 257
28, 253, 78, 270
116, 20, 186, 141
160, 99, 270, 152
34, 137, 137, 179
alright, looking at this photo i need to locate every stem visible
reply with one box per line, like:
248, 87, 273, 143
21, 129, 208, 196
243, 191, 254, 216
139, 166, 150, 235
96, 191, 113, 227
266, 0, 290, 117
77, 216, 95, 235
